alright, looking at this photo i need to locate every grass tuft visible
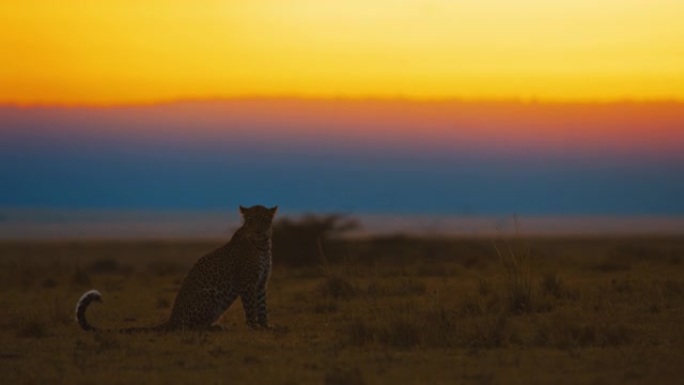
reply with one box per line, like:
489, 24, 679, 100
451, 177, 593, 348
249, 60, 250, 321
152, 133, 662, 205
378, 317, 422, 348
469, 312, 515, 349
345, 317, 376, 347
71, 266, 92, 287
493, 238, 534, 314
313, 300, 339, 314
317, 275, 357, 300
324, 367, 367, 385
366, 278, 426, 297
16, 317, 50, 339
539, 272, 578, 301
93, 333, 122, 352
535, 309, 636, 349
146, 260, 187, 276
88, 258, 132, 274
41, 277, 58, 289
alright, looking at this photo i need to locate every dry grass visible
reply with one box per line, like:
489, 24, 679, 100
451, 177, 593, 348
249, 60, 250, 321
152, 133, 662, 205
1, 236, 684, 384
492, 237, 534, 314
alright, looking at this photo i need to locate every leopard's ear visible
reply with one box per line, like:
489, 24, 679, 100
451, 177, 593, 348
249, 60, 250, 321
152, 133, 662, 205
239, 206, 248, 216
269, 206, 278, 215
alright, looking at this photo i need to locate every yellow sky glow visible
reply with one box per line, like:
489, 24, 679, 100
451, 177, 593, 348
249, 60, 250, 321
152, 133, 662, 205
2, 0, 684, 104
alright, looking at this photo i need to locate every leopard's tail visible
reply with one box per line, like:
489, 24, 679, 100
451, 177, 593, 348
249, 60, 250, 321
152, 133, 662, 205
75, 289, 102, 331
75, 289, 168, 333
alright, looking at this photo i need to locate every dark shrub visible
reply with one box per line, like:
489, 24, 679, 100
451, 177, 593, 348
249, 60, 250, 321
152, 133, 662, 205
273, 214, 359, 267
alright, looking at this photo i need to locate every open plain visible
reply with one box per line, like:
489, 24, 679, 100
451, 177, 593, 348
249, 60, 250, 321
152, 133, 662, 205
2, 235, 684, 384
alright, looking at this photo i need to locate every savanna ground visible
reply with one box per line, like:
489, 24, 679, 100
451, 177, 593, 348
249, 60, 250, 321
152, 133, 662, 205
2, 228, 684, 384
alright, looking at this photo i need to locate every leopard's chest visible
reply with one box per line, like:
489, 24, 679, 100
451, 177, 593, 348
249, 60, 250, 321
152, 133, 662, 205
228, 234, 272, 284
257, 250, 272, 282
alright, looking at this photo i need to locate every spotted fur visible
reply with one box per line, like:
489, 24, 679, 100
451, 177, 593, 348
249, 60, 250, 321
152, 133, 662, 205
75, 205, 277, 332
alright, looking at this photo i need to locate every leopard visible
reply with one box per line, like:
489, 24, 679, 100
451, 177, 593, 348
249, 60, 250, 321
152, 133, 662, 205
75, 205, 278, 332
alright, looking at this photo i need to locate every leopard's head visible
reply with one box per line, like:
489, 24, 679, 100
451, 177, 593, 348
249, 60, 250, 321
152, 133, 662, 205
239, 205, 278, 233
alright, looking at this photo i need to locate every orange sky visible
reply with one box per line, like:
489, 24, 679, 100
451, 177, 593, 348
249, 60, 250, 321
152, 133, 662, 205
4, 99, 681, 161
2, 1, 684, 105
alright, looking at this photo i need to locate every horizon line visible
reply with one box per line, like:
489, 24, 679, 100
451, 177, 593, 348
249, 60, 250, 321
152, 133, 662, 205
3, 95, 684, 109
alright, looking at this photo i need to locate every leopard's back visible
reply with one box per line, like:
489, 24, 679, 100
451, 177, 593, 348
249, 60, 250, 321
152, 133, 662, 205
165, 244, 239, 329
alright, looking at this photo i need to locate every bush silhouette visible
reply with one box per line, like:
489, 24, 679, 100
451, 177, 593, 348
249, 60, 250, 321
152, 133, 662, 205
272, 214, 359, 267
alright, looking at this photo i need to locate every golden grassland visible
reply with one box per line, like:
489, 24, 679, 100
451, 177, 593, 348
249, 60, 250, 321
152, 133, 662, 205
1, 236, 684, 385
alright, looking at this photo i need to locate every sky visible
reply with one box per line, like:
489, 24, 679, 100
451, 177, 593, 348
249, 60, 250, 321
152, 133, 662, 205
2, 0, 684, 104
2, 100, 683, 214
1, 1, 683, 216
